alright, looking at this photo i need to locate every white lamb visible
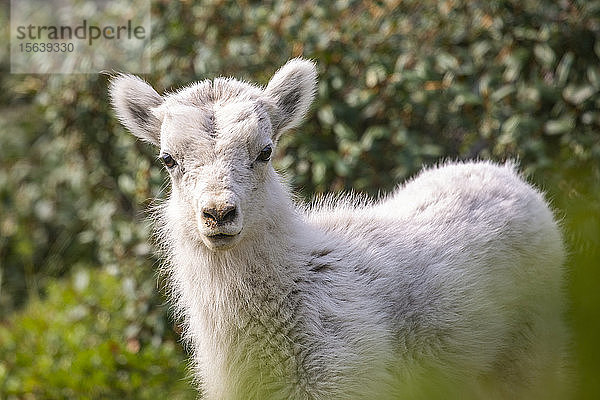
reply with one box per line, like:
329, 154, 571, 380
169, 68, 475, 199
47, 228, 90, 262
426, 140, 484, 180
109, 59, 568, 399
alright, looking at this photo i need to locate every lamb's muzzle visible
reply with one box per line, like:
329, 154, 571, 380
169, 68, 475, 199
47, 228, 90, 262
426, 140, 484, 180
200, 201, 242, 249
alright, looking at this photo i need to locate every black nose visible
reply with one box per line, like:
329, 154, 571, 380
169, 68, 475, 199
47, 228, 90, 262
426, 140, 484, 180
202, 205, 237, 225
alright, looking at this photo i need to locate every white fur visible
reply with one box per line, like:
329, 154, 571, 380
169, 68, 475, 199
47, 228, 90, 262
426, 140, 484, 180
110, 59, 568, 399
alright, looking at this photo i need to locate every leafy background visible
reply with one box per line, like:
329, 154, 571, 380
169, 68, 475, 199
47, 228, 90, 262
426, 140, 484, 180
1, 0, 599, 398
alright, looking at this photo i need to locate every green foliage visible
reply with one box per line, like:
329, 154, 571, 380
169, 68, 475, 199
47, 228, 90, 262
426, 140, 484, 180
0, 0, 599, 398
0, 266, 194, 399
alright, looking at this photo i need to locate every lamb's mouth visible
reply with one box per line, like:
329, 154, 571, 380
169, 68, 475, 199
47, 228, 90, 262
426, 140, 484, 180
204, 231, 242, 249
208, 233, 238, 240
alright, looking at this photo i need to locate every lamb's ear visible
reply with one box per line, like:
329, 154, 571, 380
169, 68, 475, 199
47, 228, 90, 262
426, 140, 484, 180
109, 74, 163, 146
264, 58, 317, 140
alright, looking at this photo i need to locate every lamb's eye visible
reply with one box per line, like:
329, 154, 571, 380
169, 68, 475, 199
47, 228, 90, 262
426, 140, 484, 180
161, 153, 177, 168
257, 144, 272, 162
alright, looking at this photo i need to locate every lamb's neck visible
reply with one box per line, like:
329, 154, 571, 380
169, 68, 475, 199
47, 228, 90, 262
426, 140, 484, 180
172, 182, 308, 316
170, 187, 313, 394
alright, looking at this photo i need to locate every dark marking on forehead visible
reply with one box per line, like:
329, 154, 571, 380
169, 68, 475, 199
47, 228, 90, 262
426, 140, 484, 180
164, 76, 268, 141
207, 111, 217, 138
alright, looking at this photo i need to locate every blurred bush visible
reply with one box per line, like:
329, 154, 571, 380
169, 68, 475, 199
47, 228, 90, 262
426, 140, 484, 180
0, 0, 599, 398
0, 266, 195, 399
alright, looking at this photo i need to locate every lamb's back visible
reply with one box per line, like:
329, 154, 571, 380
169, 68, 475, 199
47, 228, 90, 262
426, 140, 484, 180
309, 161, 562, 266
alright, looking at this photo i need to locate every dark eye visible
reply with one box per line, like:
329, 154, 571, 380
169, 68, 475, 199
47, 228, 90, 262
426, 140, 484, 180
160, 153, 177, 168
257, 144, 272, 162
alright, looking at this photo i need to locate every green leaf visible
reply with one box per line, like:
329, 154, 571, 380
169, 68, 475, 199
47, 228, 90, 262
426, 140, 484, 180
563, 85, 596, 105
555, 52, 574, 87
544, 117, 575, 135
534, 43, 555, 67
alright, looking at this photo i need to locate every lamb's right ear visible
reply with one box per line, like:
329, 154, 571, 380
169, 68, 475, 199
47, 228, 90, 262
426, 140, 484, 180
109, 74, 163, 146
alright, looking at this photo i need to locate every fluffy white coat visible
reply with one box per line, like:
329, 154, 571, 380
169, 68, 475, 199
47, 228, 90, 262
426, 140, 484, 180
109, 59, 567, 399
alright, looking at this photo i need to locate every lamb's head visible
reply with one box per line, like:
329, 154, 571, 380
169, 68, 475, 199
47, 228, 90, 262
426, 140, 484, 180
110, 59, 317, 250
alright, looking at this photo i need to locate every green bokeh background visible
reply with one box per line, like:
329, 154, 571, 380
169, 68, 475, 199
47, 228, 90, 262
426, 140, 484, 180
1, 1, 598, 398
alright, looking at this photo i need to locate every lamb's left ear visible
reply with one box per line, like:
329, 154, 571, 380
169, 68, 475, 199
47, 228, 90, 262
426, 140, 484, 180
109, 74, 164, 146
264, 58, 317, 140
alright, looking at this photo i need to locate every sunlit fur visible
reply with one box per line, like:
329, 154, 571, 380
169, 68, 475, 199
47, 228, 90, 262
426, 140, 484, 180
110, 59, 568, 399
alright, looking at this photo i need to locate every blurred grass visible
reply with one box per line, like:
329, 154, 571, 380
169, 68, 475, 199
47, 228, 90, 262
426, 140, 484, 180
1, 0, 599, 398
564, 199, 600, 399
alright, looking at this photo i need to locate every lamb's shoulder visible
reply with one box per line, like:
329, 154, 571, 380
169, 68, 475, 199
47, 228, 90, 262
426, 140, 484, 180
303, 190, 383, 239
